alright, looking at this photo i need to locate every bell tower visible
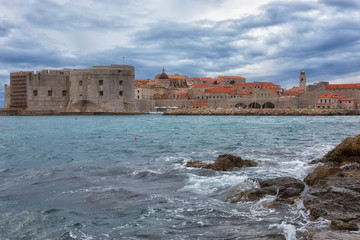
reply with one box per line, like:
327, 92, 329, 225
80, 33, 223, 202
299, 71, 306, 92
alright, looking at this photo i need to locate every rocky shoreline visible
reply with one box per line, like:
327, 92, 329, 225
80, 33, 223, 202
185, 134, 360, 239
165, 108, 360, 116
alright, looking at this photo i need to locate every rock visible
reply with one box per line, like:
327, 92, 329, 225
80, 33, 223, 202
303, 134, 360, 232
304, 165, 343, 187
303, 167, 360, 230
303, 230, 360, 240
228, 177, 305, 203
186, 154, 258, 171
321, 134, 360, 166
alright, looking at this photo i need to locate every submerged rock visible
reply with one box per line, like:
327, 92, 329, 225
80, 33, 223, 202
303, 134, 360, 231
228, 177, 305, 203
186, 154, 257, 171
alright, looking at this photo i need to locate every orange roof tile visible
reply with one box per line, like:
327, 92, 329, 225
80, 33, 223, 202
192, 101, 208, 106
264, 89, 279, 95
229, 90, 250, 95
168, 74, 187, 79
205, 88, 234, 93
340, 98, 354, 101
283, 92, 299, 96
326, 84, 360, 89
318, 93, 343, 99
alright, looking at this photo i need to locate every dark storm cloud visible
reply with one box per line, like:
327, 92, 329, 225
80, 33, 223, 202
1, 0, 360, 98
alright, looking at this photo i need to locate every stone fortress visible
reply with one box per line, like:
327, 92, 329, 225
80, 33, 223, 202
3, 65, 137, 113
2, 65, 360, 114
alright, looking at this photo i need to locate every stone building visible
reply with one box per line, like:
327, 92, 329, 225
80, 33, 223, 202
316, 93, 355, 109
3, 65, 137, 113
299, 71, 306, 92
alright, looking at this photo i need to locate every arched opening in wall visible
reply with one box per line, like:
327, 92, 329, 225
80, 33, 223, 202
235, 103, 247, 108
248, 102, 261, 109
262, 102, 275, 108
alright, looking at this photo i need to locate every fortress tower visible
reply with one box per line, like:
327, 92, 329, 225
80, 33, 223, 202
299, 71, 306, 92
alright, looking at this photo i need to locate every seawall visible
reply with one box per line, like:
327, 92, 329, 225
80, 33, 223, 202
164, 108, 360, 116
0, 109, 144, 116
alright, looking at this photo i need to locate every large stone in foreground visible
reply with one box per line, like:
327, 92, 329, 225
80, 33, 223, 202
186, 154, 257, 171
228, 177, 305, 203
304, 134, 360, 231
321, 134, 360, 166
303, 230, 360, 240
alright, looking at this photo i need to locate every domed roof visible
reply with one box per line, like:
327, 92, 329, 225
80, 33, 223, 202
159, 66, 169, 79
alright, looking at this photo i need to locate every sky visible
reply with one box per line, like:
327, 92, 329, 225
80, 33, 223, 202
1, 0, 360, 107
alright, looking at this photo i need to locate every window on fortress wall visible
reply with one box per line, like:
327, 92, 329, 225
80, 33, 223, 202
79, 80, 82, 86
48, 90, 52, 96
33, 90, 38, 96
119, 80, 123, 86
119, 91, 123, 96
99, 91, 103, 96
62, 90, 67, 96
99, 80, 103, 85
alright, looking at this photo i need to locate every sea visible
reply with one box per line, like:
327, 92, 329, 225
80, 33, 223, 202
0, 115, 359, 240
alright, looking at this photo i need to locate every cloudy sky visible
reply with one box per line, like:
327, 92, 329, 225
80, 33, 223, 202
1, 0, 360, 107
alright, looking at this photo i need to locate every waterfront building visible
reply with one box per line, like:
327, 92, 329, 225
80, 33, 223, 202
316, 93, 355, 109
3, 65, 137, 113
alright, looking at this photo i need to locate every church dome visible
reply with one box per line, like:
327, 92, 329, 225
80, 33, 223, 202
159, 67, 169, 79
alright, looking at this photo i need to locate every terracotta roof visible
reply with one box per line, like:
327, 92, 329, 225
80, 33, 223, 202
171, 93, 188, 99
286, 87, 300, 92
168, 74, 187, 79
192, 101, 208, 106
340, 98, 354, 101
326, 84, 360, 89
205, 88, 233, 93
258, 82, 281, 89
229, 90, 250, 95
283, 92, 299, 96
264, 89, 279, 95
192, 84, 225, 88
154, 94, 169, 99
318, 93, 343, 99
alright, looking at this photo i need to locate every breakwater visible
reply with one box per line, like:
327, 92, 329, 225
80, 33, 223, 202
164, 108, 360, 116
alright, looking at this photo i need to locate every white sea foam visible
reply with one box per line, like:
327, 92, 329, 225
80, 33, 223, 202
249, 195, 277, 217
269, 221, 297, 240
180, 173, 248, 194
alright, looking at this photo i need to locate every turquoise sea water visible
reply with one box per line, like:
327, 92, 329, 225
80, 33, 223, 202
0, 115, 359, 239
